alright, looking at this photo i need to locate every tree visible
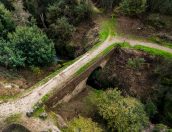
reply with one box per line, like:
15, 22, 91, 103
8, 26, 55, 67
0, 26, 55, 68
95, 89, 149, 131
0, 39, 25, 68
147, 0, 172, 15
0, 3, 15, 38
119, 0, 147, 16
63, 116, 103, 132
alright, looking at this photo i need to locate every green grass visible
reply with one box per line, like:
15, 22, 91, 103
75, 44, 116, 76
133, 45, 172, 59
99, 17, 116, 41
5, 114, 21, 124
32, 106, 46, 118
149, 36, 172, 49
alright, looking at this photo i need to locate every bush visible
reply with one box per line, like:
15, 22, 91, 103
0, 0, 14, 10
119, 0, 147, 16
147, 0, 172, 15
127, 57, 145, 69
47, 0, 76, 25
73, 1, 92, 24
0, 26, 55, 68
0, 3, 15, 38
48, 17, 75, 41
48, 17, 75, 57
153, 124, 171, 132
153, 60, 172, 126
0, 39, 25, 67
47, 0, 91, 25
145, 100, 158, 119
63, 116, 102, 132
95, 89, 149, 131
8, 26, 55, 67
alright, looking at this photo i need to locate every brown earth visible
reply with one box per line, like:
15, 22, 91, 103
70, 20, 100, 57
95, 48, 159, 100
0, 64, 61, 97
50, 86, 96, 122
116, 15, 172, 40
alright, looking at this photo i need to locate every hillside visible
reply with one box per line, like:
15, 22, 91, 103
0, 0, 172, 131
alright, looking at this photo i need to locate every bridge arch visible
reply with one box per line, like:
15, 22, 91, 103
86, 66, 103, 89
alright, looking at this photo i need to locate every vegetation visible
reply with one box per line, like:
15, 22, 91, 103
0, 3, 15, 38
153, 124, 172, 132
63, 116, 103, 132
127, 57, 145, 69
148, 0, 172, 15
99, 18, 116, 41
4, 114, 21, 124
0, 0, 172, 130
134, 45, 172, 59
119, 0, 147, 16
0, 26, 55, 68
92, 89, 149, 131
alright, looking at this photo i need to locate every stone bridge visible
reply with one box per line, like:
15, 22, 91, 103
47, 48, 114, 107
0, 37, 116, 131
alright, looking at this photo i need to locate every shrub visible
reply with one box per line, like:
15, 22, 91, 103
0, 39, 25, 67
8, 26, 55, 67
63, 116, 102, 132
0, 0, 14, 10
97, 0, 121, 9
119, 0, 147, 16
48, 17, 75, 41
145, 100, 158, 119
73, 1, 92, 24
47, 0, 76, 25
153, 124, 171, 132
0, 26, 55, 68
127, 57, 145, 69
95, 89, 149, 131
48, 17, 75, 57
30, 66, 43, 76
147, 0, 172, 15
47, 0, 91, 25
0, 3, 15, 38
153, 60, 172, 126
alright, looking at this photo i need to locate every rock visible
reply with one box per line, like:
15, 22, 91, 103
26, 109, 34, 117
39, 112, 48, 120
3, 83, 19, 89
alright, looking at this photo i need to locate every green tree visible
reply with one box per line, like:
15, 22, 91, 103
95, 89, 149, 131
63, 116, 102, 132
147, 0, 172, 15
8, 26, 55, 67
0, 3, 15, 38
119, 0, 147, 16
0, 39, 25, 67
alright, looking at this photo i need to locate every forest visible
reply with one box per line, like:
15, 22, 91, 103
0, 0, 172, 132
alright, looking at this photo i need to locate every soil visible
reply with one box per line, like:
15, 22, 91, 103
71, 20, 100, 57
0, 64, 61, 97
51, 86, 96, 122
92, 48, 159, 100
116, 15, 172, 39
117, 16, 155, 38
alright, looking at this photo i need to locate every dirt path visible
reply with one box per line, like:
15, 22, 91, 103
114, 36, 172, 53
0, 36, 172, 130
